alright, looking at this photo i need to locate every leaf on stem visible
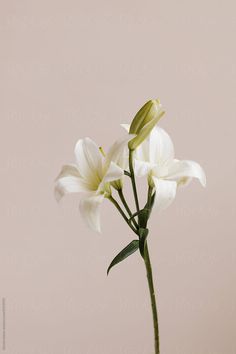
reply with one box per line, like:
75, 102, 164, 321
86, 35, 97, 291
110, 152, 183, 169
138, 208, 149, 228
144, 191, 156, 210
128, 208, 150, 228
107, 240, 139, 275
139, 228, 149, 258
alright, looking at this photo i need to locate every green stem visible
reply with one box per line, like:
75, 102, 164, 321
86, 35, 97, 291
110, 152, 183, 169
143, 242, 160, 354
147, 186, 153, 208
108, 196, 139, 235
118, 189, 139, 229
129, 150, 140, 213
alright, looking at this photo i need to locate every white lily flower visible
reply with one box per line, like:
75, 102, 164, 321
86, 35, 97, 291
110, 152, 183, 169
55, 137, 130, 232
122, 124, 206, 211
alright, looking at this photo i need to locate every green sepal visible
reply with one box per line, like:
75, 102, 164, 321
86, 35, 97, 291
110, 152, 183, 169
107, 240, 139, 275
139, 228, 149, 258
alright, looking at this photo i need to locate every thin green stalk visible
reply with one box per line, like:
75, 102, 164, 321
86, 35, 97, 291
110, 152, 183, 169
108, 196, 139, 235
147, 185, 154, 215
143, 242, 160, 354
118, 189, 139, 229
129, 150, 140, 213
147, 186, 153, 208
112, 153, 159, 353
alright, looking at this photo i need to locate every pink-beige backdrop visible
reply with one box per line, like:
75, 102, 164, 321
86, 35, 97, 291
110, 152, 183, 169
1, 1, 236, 353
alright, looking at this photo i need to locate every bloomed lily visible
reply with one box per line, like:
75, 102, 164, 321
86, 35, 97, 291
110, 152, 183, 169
55, 98, 207, 354
55, 136, 130, 232
123, 125, 206, 211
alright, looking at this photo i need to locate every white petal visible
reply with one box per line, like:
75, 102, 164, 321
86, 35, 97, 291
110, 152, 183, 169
55, 164, 80, 180
55, 164, 90, 201
134, 159, 153, 177
79, 194, 104, 233
167, 160, 206, 187
149, 127, 175, 165
55, 176, 89, 202
152, 177, 177, 211
121, 123, 130, 132
103, 161, 124, 183
135, 137, 150, 162
74, 138, 102, 184
105, 135, 133, 169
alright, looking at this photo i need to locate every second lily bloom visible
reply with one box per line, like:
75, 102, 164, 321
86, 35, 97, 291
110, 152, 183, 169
126, 125, 206, 211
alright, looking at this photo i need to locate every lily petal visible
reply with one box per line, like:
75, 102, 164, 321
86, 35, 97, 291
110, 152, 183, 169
74, 138, 103, 184
152, 177, 177, 211
149, 127, 175, 165
135, 137, 150, 163
121, 124, 130, 132
79, 194, 104, 232
105, 135, 134, 170
55, 175, 89, 202
167, 160, 206, 187
55, 164, 80, 179
103, 161, 124, 184
134, 159, 153, 177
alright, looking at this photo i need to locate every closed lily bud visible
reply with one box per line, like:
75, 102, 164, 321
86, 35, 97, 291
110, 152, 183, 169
129, 99, 163, 134
128, 99, 165, 150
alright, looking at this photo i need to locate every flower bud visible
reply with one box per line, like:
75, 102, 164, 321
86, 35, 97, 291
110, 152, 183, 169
129, 99, 163, 134
128, 99, 165, 150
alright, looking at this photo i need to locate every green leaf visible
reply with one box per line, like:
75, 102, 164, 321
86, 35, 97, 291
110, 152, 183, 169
128, 209, 145, 222
107, 240, 139, 275
139, 228, 149, 258
128, 208, 150, 228
143, 192, 156, 216
138, 208, 149, 228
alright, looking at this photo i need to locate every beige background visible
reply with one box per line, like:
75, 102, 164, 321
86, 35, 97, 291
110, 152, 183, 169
1, 0, 236, 353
